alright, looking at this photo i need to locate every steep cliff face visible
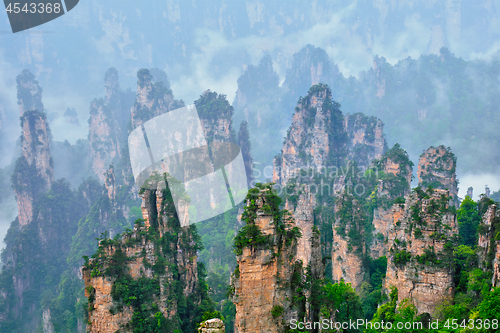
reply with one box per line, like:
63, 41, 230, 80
345, 113, 387, 169
272, 85, 388, 187
232, 184, 314, 333
271, 84, 346, 278
89, 68, 134, 182
383, 187, 458, 316
83, 177, 210, 333
272, 84, 389, 283
370, 144, 414, 259
475, 200, 500, 289
130, 69, 184, 129
0, 177, 102, 332
12, 70, 54, 227
330, 144, 414, 294
195, 90, 234, 142
331, 192, 366, 290
492, 241, 500, 287
273, 84, 347, 186
477, 204, 497, 269
418, 145, 458, 205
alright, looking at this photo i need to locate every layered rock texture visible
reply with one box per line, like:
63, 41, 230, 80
369, 144, 414, 259
13, 110, 54, 226
270, 82, 464, 317
345, 113, 387, 169
477, 204, 497, 269
89, 68, 135, 182
475, 202, 500, 288
272, 84, 388, 283
418, 145, 458, 205
329, 146, 413, 291
383, 187, 458, 316
232, 185, 320, 333
1, 69, 140, 333
83, 178, 208, 332
12, 70, 54, 226
272, 84, 349, 186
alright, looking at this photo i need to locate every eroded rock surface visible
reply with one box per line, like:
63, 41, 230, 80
384, 188, 458, 316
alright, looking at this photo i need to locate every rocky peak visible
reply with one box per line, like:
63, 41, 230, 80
330, 144, 414, 290
369, 144, 414, 259
417, 145, 458, 205
88, 68, 134, 182
273, 83, 346, 185
273, 84, 390, 282
234, 55, 279, 110
104, 67, 120, 102
16, 69, 44, 116
131, 68, 184, 129
372, 56, 388, 99
12, 70, 54, 226
345, 113, 387, 169
282, 45, 339, 104
376, 143, 413, 198
194, 90, 234, 142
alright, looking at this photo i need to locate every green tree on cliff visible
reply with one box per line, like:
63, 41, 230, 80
457, 196, 481, 247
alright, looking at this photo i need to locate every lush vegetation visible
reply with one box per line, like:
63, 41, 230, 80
0, 178, 104, 332
84, 173, 215, 333
457, 196, 482, 247
233, 182, 301, 256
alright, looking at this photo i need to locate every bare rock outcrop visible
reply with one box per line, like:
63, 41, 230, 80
492, 241, 500, 287
345, 113, 387, 170
418, 146, 458, 205
198, 318, 225, 333
477, 204, 497, 269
